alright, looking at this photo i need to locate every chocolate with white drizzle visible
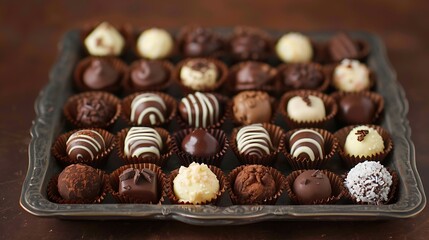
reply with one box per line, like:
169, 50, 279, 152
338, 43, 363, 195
124, 127, 163, 159
66, 129, 106, 162
289, 129, 325, 161
130, 93, 167, 125
236, 124, 274, 158
178, 92, 221, 128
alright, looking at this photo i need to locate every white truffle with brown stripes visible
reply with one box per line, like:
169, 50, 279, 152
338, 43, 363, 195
124, 127, 163, 159
236, 124, 274, 158
66, 129, 106, 162
178, 92, 221, 128
289, 129, 325, 161
130, 93, 167, 126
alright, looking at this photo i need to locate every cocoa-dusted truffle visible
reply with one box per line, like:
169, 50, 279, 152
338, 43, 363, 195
329, 33, 359, 62
337, 94, 376, 125
233, 165, 276, 203
180, 58, 219, 91
230, 27, 271, 61
232, 91, 272, 125
181, 129, 220, 157
130, 93, 167, 126
235, 62, 276, 91
236, 124, 274, 158
124, 127, 163, 159
281, 63, 324, 90
293, 170, 332, 204
130, 60, 168, 88
179, 92, 221, 128
57, 164, 103, 201
180, 26, 223, 57
289, 129, 325, 161
75, 96, 114, 127
83, 59, 120, 90
118, 168, 158, 203
66, 130, 106, 162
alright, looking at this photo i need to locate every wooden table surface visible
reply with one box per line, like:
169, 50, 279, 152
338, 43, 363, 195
1, 0, 428, 239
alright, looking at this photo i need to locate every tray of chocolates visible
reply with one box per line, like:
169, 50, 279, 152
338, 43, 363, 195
20, 23, 426, 225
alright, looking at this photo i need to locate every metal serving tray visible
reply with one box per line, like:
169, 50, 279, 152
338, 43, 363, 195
20, 29, 426, 225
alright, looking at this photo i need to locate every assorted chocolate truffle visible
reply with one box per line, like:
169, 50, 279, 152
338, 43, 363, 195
236, 124, 274, 158
118, 168, 158, 203
230, 27, 271, 61
181, 129, 220, 157
289, 129, 325, 161
281, 63, 324, 90
345, 161, 393, 204
180, 58, 219, 90
66, 130, 106, 162
180, 26, 224, 57
293, 170, 332, 204
57, 164, 103, 201
232, 91, 272, 125
130, 93, 167, 125
287, 95, 326, 122
84, 22, 125, 56
276, 32, 313, 63
337, 94, 376, 125
329, 33, 359, 62
136, 28, 174, 60
75, 96, 114, 127
233, 165, 276, 203
82, 59, 120, 90
130, 60, 169, 88
124, 127, 163, 159
178, 92, 221, 128
173, 162, 220, 204
344, 125, 384, 157
333, 59, 370, 92
234, 61, 276, 91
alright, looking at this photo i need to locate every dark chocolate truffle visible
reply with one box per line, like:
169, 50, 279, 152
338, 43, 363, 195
289, 129, 325, 161
66, 130, 106, 162
118, 168, 158, 203
124, 127, 163, 159
329, 33, 359, 62
130, 93, 167, 125
282, 63, 324, 90
181, 26, 223, 57
83, 59, 119, 89
130, 60, 168, 88
236, 124, 274, 158
57, 164, 103, 201
179, 92, 221, 128
234, 165, 276, 203
337, 94, 376, 125
230, 27, 270, 61
232, 91, 272, 125
235, 62, 276, 91
76, 96, 114, 127
181, 129, 220, 157
293, 170, 332, 204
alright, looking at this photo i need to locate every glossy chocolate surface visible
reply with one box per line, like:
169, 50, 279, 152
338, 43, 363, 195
181, 129, 220, 157
293, 170, 332, 204
118, 168, 158, 203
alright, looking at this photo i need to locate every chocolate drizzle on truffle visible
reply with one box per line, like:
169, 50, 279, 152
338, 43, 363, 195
355, 129, 369, 142
301, 95, 312, 106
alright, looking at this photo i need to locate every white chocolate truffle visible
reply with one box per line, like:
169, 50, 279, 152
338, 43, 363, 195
84, 22, 125, 56
137, 28, 173, 59
173, 162, 220, 204
287, 95, 326, 122
276, 33, 313, 63
180, 59, 218, 90
344, 125, 384, 157
333, 59, 370, 92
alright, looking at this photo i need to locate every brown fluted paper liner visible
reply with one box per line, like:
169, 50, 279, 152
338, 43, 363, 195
276, 63, 330, 93
109, 163, 167, 204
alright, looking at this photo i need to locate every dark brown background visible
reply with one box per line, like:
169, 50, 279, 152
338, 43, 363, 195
1, 0, 428, 239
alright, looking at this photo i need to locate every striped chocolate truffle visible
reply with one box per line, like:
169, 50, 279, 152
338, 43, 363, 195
289, 129, 324, 161
66, 130, 106, 162
236, 124, 274, 158
178, 92, 221, 128
124, 127, 163, 159
130, 93, 167, 125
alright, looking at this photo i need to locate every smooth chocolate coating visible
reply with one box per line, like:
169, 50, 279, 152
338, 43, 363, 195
232, 91, 272, 125
66, 130, 106, 162
293, 170, 332, 204
181, 129, 220, 157
230, 27, 270, 61
130, 60, 168, 88
182, 27, 223, 57
83, 59, 119, 89
118, 168, 158, 203
235, 62, 276, 90
234, 165, 276, 203
329, 33, 359, 62
76, 96, 114, 126
57, 164, 102, 201
289, 129, 325, 161
282, 63, 324, 90
337, 94, 376, 125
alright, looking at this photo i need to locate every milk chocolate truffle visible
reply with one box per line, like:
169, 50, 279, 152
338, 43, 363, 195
289, 129, 325, 161
57, 164, 103, 201
230, 27, 271, 61
179, 92, 221, 128
337, 94, 376, 125
236, 124, 274, 158
180, 58, 219, 90
130, 93, 167, 125
130, 60, 168, 88
66, 130, 106, 162
333, 59, 370, 92
235, 62, 276, 91
329, 33, 359, 62
345, 161, 393, 204
276, 33, 313, 63
293, 170, 332, 204
181, 26, 223, 57
344, 126, 384, 157
173, 162, 220, 204
124, 127, 163, 159
287, 95, 326, 122
82, 59, 120, 90
75, 96, 114, 127
137, 28, 174, 60
84, 22, 125, 56
181, 129, 220, 157
232, 91, 272, 125
282, 63, 324, 90
233, 165, 276, 203
118, 168, 158, 202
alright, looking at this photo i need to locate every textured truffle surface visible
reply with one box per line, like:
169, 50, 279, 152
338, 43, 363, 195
84, 22, 125, 56
181, 26, 223, 57
232, 91, 272, 125
282, 63, 324, 90
180, 59, 219, 90
344, 125, 384, 157
76, 96, 114, 126
233, 165, 276, 203
333, 59, 370, 92
57, 164, 102, 201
